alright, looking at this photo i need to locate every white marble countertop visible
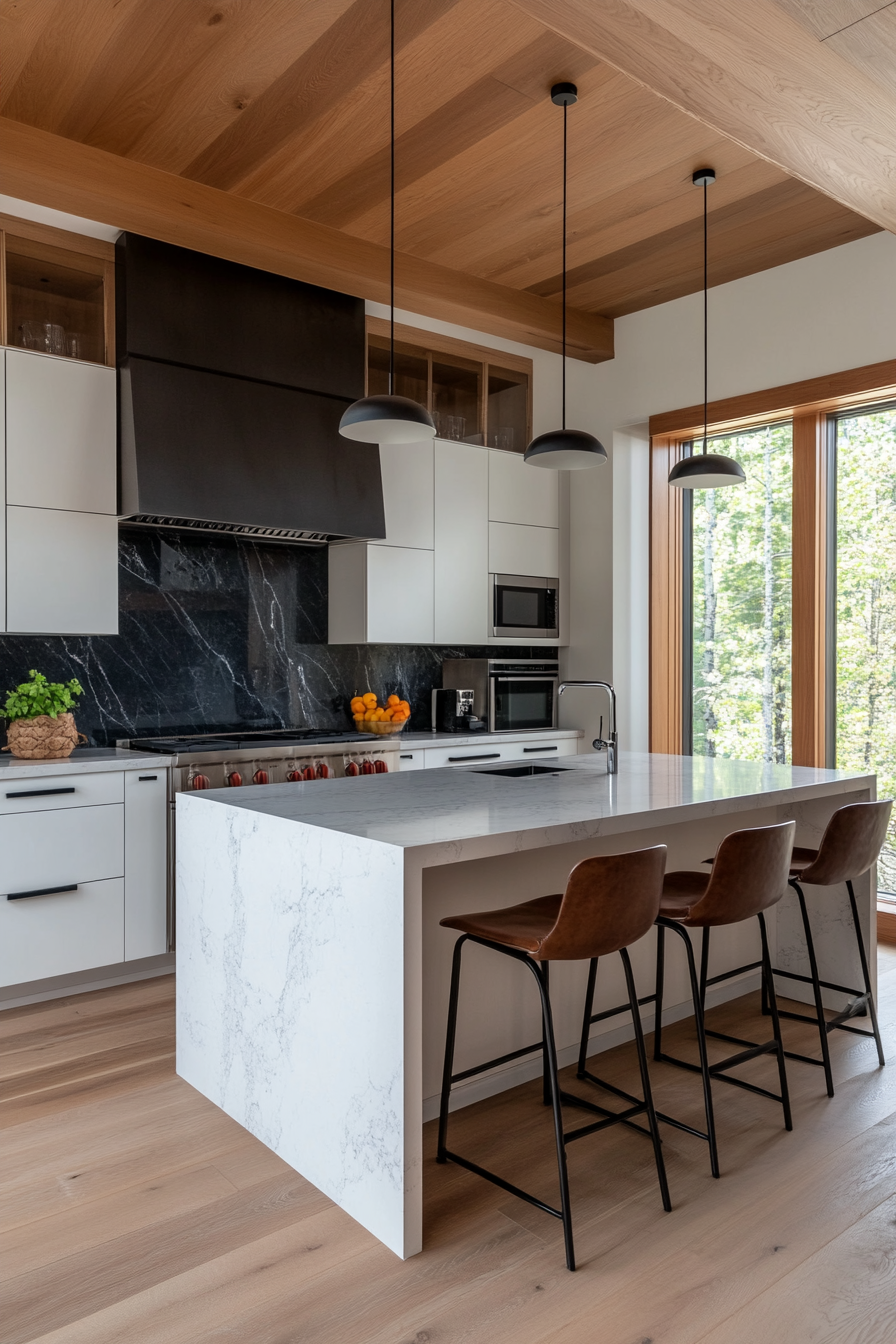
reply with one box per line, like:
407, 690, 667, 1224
185, 751, 875, 862
0, 747, 174, 779
400, 728, 583, 748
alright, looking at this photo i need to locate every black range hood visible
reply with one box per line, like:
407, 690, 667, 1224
117, 234, 386, 544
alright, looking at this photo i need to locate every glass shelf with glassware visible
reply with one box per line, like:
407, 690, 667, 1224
366, 316, 532, 453
1, 216, 114, 367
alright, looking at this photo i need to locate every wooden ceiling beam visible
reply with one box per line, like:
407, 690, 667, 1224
0, 116, 613, 363
509, 0, 896, 232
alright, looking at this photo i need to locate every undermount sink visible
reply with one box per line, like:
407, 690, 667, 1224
472, 763, 574, 778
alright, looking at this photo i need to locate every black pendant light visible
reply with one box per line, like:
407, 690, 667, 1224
339, 0, 435, 445
524, 83, 607, 471
668, 169, 745, 489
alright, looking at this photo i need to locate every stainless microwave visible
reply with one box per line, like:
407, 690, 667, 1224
492, 573, 559, 639
443, 659, 559, 733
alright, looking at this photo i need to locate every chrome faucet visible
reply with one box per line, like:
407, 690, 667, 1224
557, 680, 618, 774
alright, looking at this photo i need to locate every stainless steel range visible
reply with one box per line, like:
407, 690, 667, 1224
118, 727, 402, 929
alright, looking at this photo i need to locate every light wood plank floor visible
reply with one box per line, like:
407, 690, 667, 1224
3, 954, 895, 1344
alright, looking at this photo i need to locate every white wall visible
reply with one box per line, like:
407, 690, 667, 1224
569, 230, 896, 749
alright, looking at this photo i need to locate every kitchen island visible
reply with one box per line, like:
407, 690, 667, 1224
176, 752, 877, 1258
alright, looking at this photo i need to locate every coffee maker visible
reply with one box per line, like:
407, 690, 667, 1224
431, 687, 485, 733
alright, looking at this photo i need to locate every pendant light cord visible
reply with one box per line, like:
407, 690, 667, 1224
389, 0, 395, 398
702, 176, 708, 454
561, 99, 567, 432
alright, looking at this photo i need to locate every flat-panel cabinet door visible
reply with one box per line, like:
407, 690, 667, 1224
6, 506, 119, 635
5, 350, 117, 514
375, 440, 434, 550
0, 878, 124, 988
366, 545, 434, 643
125, 770, 169, 960
434, 441, 489, 643
488, 449, 559, 528
488, 521, 559, 579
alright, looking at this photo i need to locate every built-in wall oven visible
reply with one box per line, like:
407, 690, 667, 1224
443, 659, 559, 733
491, 573, 559, 639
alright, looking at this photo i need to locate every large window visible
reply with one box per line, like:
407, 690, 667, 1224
834, 404, 896, 891
687, 423, 793, 761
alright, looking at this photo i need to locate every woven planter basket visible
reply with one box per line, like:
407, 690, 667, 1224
4, 712, 85, 760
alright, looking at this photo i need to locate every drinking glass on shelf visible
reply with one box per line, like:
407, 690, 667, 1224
446, 415, 465, 441
67, 332, 87, 360
492, 426, 515, 451
20, 321, 67, 355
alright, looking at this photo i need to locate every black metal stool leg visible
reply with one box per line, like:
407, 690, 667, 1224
577, 958, 598, 1078
759, 912, 793, 1130
620, 947, 671, 1212
654, 923, 666, 1061
790, 879, 835, 1097
656, 919, 720, 1179
437, 935, 467, 1162
530, 959, 576, 1270
542, 961, 552, 1105
847, 879, 886, 1068
699, 926, 710, 1011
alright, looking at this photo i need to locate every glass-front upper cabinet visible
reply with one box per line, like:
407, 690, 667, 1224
1, 218, 114, 366
366, 317, 531, 452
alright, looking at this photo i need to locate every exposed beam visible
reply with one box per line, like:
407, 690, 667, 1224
510, 0, 896, 233
0, 117, 613, 362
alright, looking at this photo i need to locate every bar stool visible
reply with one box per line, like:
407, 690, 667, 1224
437, 845, 671, 1272
770, 799, 891, 1096
649, 821, 795, 1178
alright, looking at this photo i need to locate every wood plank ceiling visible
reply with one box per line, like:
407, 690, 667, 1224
0, 0, 882, 349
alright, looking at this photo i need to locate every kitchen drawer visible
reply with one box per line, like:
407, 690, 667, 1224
396, 749, 426, 771
0, 877, 124, 987
505, 738, 579, 761
0, 803, 123, 893
0, 770, 124, 815
423, 743, 519, 769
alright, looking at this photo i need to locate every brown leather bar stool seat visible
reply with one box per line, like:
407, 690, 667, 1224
437, 846, 671, 1273
648, 821, 796, 1179
769, 799, 891, 1096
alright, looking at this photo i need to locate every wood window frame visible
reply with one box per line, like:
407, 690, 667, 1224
365, 315, 533, 450
649, 359, 896, 765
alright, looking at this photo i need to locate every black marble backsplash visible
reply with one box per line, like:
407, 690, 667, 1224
0, 528, 547, 745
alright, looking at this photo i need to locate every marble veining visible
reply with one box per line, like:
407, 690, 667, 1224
0, 528, 547, 746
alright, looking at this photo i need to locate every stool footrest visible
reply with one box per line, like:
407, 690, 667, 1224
703, 959, 763, 989
561, 1082, 653, 1138
450, 1037, 543, 1084
772, 967, 865, 998
656, 1043, 786, 1107
439, 1150, 563, 1220
584, 991, 657, 1030
654, 1107, 710, 1144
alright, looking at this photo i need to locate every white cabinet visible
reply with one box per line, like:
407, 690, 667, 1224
373, 441, 434, 550
489, 521, 559, 579
0, 765, 169, 987
488, 450, 558, 528
329, 543, 434, 643
1, 348, 119, 636
6, 506, 119, 635
0, 353, 5, 632
124, 770, 169, 960
5, 350, 117, 514
396, 748, 426, 771
434, 441, 488, 644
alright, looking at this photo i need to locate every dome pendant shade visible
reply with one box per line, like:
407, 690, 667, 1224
668, 451, 746, 489
339, 393, 436, 444
524, 427, 607, 470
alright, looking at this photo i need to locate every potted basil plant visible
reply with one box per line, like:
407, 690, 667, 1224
2, 670, 86, 760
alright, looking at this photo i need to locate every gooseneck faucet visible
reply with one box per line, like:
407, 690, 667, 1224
557, 680, 618, 774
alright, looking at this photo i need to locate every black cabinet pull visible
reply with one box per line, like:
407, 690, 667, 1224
448, 752, 501, 762
7, 883, 78, 902
5, 786, 76, 799
523, 745, 558, 753
400, 755, 414, 760
138, 775, 158, 781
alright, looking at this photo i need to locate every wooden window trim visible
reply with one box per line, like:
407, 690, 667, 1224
650, 362, 896, 763
365, 315, 533, 448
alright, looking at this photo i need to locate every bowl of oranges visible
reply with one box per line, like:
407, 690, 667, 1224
350, 692, 412, 735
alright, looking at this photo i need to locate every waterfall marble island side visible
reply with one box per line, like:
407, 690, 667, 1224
175, 752, 877, 1259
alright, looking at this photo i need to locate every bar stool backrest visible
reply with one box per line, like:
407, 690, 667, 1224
535, 845, 667, 961
798, 799, 893, 887
684, 821, 795, 927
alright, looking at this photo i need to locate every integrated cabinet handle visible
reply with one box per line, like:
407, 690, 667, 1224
448, 752, 502, 762
138, 775, 158, 781
6, 883, 78, 902
5, 786, 76, 799
400, 755, 414, 760
523, 745, 558, 753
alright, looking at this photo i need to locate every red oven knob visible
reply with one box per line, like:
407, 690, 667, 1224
374, 758, 388, 773
316, 762, 330, 779
361, 758, 375, 775
286, 769, 302, 782
345, 760, 360, 776
191, 774, 211, 790
253, 769, 269, 785
302, 765, 316, 781
227, 771, 243, 787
